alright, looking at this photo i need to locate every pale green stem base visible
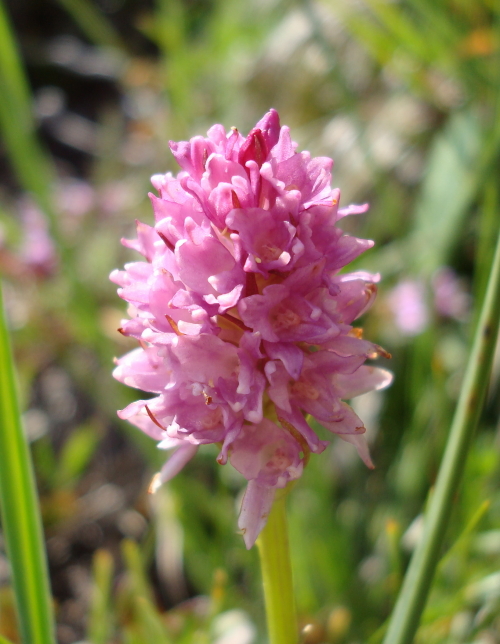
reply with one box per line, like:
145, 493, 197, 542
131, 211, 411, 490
257, 491, 298, 644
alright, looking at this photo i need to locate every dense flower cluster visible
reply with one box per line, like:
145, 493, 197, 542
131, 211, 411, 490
112, 110, 392, 547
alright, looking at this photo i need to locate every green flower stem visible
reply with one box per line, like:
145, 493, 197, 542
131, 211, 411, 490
383, 228, 500, 644
0, 283, 56, 644
257, 490, 298, 644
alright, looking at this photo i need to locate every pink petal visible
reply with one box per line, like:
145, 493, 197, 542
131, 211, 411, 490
238, 481, 276, 549
338, 432, 374, 469
263, 341, 304, 380
158, 444, 199, 484
334, 366, 393, 399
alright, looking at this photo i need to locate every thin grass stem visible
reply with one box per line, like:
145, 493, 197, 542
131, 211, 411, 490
382, 227, 500, 644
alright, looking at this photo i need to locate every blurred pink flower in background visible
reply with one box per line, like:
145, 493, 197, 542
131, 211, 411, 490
55, 178, 95, 217
18, 199, 57, 276
99, 179, 142, 215
0, 182, 94, 280
387, 269, 470, 338
387, 278, 429, 336
112, 110, 392, 547
432, 267, 470, 321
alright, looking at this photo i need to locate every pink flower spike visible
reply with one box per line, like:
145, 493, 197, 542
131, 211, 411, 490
111, 109, 391, 547
432, 267, 471, 321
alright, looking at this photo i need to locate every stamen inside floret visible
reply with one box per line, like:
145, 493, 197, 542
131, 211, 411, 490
201, 407, 223, 430
271, 307, 302, 331
291, 381, 320, 401
264, 445, 291, 473
259, 243, 282, 263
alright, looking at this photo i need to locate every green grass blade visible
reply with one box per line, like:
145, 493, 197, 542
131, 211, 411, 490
121, 539, 171, 644
122, 538, 155, 604
87, 549, 114, 644
437, 499, 490, 569
0, 1, 31, 110
382, 227, 500, 644
0, 283, 56, 644
134, 597, 171, 644
0, 636, 16, 644
409, 110, 482, 276
52, 422, 100, 489
54, 0, 125, 50
362, 0, 440, 66
0, 0, 56, 227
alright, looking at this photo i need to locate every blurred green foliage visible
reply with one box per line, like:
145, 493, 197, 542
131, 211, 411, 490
0, 0, 500, 642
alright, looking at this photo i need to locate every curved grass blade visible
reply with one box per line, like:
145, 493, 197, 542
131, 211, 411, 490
0, 0, 56, 223
0, 636, 15, 644
0, 283, 56, 644
87, 549, 114, 644
382, 227, 500, 644
54, 0, 125, 50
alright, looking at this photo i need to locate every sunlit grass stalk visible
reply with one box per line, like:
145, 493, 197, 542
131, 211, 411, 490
0, 283, 56, 644
257, 492, 298, 644
0, 0, 56, 225
383, 228, 500, 644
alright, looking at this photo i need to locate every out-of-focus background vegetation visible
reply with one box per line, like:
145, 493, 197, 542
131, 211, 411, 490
0, 0, 499, 642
